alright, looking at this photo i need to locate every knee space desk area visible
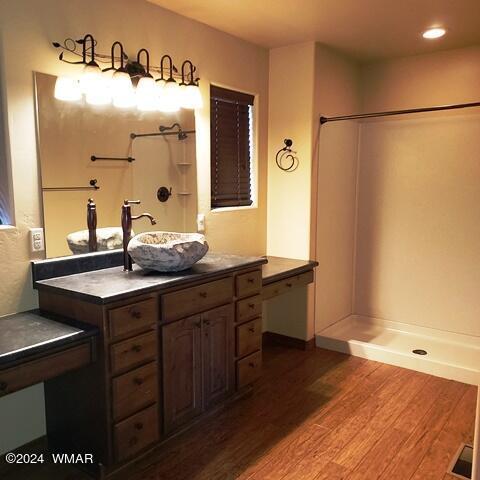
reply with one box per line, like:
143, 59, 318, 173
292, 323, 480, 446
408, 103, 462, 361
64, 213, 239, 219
0, 253, 317, 477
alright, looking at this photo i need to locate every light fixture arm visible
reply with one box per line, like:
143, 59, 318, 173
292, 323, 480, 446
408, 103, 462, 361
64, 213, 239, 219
137, 48, 151, 76
181, 60, 194, 85
77, 33, 96, 65
161, 54, 175, 81
111, 41, 126, 70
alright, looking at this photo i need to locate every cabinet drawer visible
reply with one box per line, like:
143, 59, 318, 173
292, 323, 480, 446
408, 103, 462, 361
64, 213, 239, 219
114, 404, 158, 463
236, 350, 262, 389
236, 270, 262, 298
262, 270, 314, 301
108, 298, 156, 340
236, 317, 262, 358
112, 362, 158, 422
162, 277, 233, 322
110, 331, 157, 375
236, 294, 262, 323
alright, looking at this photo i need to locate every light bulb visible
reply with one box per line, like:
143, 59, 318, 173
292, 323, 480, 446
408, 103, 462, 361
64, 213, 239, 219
182, 84, 203, 109
85, 70, 111, 106
158, 78, 180, 112
54, 76, 81, 101
422, 27, 446, 39
111, 71, 135, 108
136, 76, 158, 111
79, 62, 102, 94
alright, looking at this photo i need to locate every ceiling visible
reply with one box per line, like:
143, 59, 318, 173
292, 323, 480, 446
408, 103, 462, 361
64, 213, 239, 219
147, 0, 480, 61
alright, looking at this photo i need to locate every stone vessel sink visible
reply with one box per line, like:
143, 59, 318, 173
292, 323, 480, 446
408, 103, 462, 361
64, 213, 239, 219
128, 231, 209, 272
67, 227, 129, 255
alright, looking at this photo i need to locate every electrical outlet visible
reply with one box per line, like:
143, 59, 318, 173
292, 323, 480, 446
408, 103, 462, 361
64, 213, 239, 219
197, 214, 205, 233
30, 228, 45, 253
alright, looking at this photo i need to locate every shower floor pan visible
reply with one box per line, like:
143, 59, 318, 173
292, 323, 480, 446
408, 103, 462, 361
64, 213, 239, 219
316, 315, 479, 385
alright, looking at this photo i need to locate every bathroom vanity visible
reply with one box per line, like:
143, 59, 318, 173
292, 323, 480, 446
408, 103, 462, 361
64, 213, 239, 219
33, 253, 267, 475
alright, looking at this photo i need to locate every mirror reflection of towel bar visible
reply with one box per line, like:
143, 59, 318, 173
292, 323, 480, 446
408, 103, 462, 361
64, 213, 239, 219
91, 156, 134, 163
42, 179, 100, 192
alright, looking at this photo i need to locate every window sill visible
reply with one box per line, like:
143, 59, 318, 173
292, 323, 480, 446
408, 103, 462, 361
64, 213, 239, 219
0, 225, 16, 232
211, 205, 258, 214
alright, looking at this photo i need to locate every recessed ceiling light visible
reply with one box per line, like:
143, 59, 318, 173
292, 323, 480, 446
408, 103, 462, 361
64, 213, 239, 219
422, 27, 446, 39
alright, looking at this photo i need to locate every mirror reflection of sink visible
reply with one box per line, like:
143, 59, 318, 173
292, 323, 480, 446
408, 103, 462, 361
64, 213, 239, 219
67, 227, 128, 255
128, 231, 209, 272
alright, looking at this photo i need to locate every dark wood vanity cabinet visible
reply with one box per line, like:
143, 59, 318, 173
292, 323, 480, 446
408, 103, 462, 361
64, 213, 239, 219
162, 303, 234, 433
39, 266, 263, 476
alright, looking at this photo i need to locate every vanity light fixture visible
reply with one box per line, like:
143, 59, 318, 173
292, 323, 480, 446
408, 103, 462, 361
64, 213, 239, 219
135, 49, 158, 111
103, 41, 135, 108
158, 55, 180, 112
180, 60, 203, 109
52, 35, 201, 111
422, 27, 446, 39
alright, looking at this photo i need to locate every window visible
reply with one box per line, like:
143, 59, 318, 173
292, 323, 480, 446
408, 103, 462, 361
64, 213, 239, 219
0, 78, 12, 226
210, 85, 254, 209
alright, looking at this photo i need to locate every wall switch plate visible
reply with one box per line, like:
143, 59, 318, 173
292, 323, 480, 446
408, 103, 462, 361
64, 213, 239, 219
30, 228, 45, 252
197, 214, 205, 233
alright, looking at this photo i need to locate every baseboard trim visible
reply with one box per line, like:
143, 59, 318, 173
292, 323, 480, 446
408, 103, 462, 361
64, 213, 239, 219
263, 331, 315, 351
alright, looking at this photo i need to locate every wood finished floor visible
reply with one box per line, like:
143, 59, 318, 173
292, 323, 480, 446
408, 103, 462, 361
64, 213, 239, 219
3, 345, 477, 480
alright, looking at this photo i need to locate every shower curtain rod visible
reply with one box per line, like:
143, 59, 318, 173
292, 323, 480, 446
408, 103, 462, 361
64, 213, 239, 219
319, 101, 480, 124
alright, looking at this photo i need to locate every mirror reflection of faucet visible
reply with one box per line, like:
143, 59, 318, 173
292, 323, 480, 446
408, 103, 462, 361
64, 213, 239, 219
87, 198, 98, 253
121, 200, 157, 272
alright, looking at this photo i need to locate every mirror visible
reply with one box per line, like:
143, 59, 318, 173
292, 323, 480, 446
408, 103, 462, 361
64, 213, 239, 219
34, 72, 197, 258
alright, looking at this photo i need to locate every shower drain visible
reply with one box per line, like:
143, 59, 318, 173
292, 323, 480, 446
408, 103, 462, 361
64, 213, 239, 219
412, 349, 428, 355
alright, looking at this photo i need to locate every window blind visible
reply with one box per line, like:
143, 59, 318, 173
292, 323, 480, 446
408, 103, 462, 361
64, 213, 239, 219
210, 85, 254, 208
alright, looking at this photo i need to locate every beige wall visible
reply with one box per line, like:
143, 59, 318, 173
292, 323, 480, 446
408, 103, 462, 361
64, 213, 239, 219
0, 0, 268, 453
267, 42, 315, 260
313, 44, 361, 333
355, 45, 480, 337
266, 42, 361, 339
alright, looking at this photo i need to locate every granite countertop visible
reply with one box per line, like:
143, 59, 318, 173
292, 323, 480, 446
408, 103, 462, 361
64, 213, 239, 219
34, 252, 268, 305
0, 310, 98, 368
262, 256, 318, 285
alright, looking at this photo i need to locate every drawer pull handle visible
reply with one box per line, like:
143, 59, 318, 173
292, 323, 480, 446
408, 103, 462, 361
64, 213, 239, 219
194, 321, 202, 328
134, 422, 143, 431
286, 282, 293, 287
248, 362, 256, 368
131, 344, 142, 353
247, 278, 255, 284
199, 291, 207, 298
130, 309, 142, 319
248, 327, 255, 333
248, 303, 255, 309
204, 320, 210, 326
0, 382, 7, 391
129, 436, 138, 447
133, 377, 143, 386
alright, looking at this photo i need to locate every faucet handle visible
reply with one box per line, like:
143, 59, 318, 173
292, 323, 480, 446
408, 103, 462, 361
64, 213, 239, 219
124, 199, 141, 206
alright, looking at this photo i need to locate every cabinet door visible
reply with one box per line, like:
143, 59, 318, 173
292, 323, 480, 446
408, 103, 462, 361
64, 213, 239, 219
202, 304, 235, 409
162, 315, 202, 434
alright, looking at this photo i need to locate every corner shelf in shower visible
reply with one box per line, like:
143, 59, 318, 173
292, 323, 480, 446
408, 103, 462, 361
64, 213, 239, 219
176, 162, 192, 166
176, 192, 191, 196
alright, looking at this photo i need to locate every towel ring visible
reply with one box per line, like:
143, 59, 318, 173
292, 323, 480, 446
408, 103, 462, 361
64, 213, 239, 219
275, 139, 299, 172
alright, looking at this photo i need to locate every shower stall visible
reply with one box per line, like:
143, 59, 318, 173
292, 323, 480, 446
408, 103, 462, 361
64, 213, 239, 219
315, 101, 480, 386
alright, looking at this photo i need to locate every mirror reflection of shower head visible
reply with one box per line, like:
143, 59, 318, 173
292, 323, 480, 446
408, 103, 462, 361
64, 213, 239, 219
159, 123, 188, 141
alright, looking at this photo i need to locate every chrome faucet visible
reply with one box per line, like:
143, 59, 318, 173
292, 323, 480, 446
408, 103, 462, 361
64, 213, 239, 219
121, 200, 157, 271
